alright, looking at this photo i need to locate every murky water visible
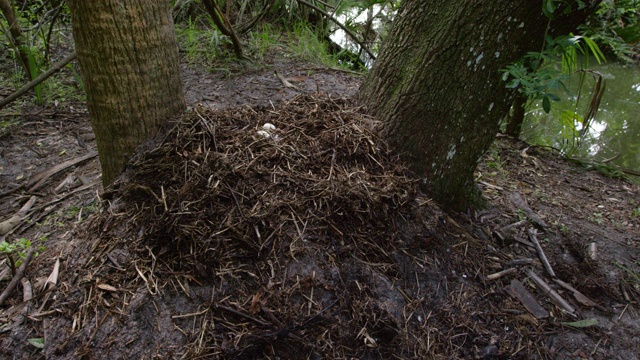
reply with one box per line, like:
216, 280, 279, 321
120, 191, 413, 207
522, 62, 640, 177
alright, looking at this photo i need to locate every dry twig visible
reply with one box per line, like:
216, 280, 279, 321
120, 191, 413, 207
0, 247, 35, 306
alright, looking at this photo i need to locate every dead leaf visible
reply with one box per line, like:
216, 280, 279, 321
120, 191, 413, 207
97, 283, 118, 292
249, 291, 263, 314
286, 76, 307, 82
43, 259, 60, 291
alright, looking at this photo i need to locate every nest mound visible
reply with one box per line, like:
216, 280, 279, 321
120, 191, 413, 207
57, 95, 446, 359
109, 95, 418, 272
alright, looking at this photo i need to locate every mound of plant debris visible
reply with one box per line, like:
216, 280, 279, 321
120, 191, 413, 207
6, 93, 637, 360
44, 95, 450, 359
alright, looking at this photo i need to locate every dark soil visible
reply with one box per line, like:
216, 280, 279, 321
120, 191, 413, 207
1, 53, 639, 359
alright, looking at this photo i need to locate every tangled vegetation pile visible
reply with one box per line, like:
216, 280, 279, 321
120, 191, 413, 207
108, 94, 417, 274
52, 95, 450, 359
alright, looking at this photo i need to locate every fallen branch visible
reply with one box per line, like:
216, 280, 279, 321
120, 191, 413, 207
0, 247, 36, 306
526, 269, 576, 317
620, 166, 640, 177
527, 228, 556, 278
4, 179, 99, 238
296, 0, 376, 61
487, 267, 517, 281
28, 151, 98, 191
493, 219, 528, 243
507, 258, 536, 266
554, 278, 601, 309
498, 219, 528, 233
274, 70, 300, 91
509, 192, 547, 229
0, 196, 37, 235
0, 184, 24, 199
509, 279, 549, 319
0, 51, 76, 110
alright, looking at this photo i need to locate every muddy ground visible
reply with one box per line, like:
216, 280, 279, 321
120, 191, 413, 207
1, 51, 640, 359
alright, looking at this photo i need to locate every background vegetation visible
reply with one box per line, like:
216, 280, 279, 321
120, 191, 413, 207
1, 0, 639, 172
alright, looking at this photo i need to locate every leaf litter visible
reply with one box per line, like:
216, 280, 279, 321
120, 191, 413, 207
1, 90, 640, 359
44, 94, 460, 359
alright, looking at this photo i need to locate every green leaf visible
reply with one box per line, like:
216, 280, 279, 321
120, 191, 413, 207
616, 24, 640, 44
542, 0, 556, 18
582, 36, 606, 64
547, 93, 561, 102
542, 96, 551, 113
561, 318, 598, 328
27, 338, 45, 349
506, 80, 520, 89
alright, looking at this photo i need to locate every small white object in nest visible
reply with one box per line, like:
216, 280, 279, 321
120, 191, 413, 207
256, 130, 272, 139
262, 123, 277, 131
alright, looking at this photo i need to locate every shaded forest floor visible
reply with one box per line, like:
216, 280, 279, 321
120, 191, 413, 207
1, 50, 640, 359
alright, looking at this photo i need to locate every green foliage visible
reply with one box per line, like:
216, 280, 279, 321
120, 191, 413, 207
0, 237, 43, 271
287, 22, 341, 67
249, 23, 280, 60
27, 338, 45, 349
579, 0, 640, 62
26, 47, 44, 104
175, 17, 223, 65
502, 33, 605, 114
267, 0, 397, 63
0, 241, 18, 257
0, 1, 82, 107
614, 261, 640, 284
483, 144, 506, 175
502, 63, 569, 113
542, 0, 587, 19
560, 318, 598, 328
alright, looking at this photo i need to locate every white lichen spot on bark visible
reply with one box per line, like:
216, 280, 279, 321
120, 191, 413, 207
488, 102, 494, 111
446, 144, 457, 161
495, 51, 500, 58
475, 53, 484, 64
518, 22, 525, 28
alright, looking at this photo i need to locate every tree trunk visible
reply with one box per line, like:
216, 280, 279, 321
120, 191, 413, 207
505, 91, 527, 138
360, 0, 599, 210
67, 0, 185, 186
0, 0, 33, 80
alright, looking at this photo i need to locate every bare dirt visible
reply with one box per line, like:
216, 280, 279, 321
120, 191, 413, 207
1, 53, 639, 359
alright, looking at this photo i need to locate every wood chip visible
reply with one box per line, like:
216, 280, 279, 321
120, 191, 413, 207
509, 279, 549, 319
97, 284, 118, 292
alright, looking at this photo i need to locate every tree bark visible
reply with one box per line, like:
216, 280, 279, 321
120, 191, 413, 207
360, 1, 599, 210
505, 91, 527, 137
67, 0, 185, 186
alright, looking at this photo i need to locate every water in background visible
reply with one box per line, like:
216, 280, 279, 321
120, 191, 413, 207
522, 62, 640, 177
